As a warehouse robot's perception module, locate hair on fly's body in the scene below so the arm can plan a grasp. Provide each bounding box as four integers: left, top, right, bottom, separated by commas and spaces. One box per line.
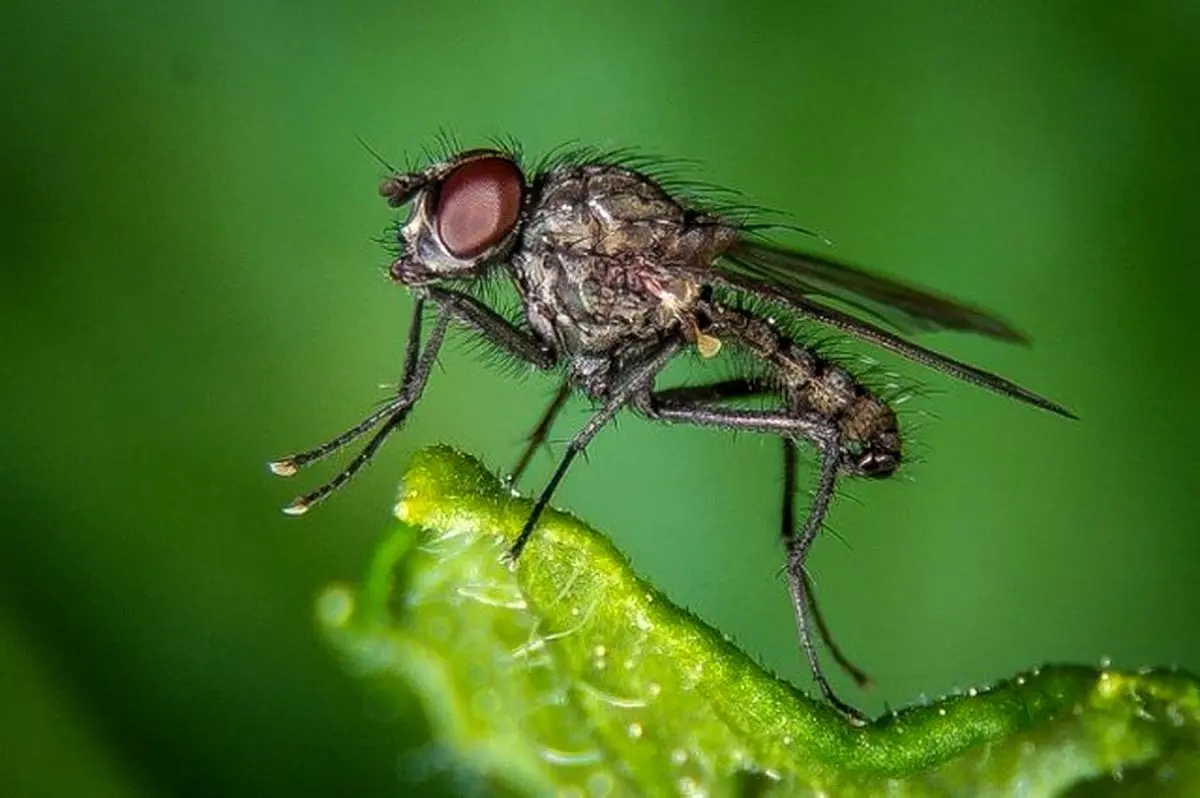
270, 138, 1075, 724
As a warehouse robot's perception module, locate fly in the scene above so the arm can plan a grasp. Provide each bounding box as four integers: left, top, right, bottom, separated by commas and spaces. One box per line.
269, 142, 1075, 723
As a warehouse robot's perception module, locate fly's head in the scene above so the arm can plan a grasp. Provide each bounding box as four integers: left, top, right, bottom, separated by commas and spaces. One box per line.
381, 149, 526, 286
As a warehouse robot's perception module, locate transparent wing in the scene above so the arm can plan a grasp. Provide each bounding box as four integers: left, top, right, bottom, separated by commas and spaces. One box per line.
723, 238, 1029, 344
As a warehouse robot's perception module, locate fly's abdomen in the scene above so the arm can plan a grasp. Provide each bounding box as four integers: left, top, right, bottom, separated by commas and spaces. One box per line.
708, 302, 901, 477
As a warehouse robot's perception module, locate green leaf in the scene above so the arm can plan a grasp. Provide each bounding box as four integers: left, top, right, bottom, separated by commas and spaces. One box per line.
316, 445, 1200, 796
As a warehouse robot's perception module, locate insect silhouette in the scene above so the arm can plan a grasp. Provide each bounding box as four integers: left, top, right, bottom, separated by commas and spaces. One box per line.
270, 142, 1074, 723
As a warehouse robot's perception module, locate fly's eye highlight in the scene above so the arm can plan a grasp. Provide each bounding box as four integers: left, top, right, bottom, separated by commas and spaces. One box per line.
435, 156, 524, 259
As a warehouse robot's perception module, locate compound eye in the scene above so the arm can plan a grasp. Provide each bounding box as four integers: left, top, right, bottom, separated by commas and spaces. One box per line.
435, 156, 523, 259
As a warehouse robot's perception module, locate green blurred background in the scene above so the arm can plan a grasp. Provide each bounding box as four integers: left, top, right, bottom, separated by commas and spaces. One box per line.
3, 1, 1198, 795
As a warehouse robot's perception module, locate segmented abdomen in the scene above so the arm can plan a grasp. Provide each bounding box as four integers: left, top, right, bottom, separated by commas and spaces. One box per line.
707, 302, 900, 455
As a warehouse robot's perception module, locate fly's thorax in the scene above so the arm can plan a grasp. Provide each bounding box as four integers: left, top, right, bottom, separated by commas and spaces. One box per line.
513, 164, 738, 356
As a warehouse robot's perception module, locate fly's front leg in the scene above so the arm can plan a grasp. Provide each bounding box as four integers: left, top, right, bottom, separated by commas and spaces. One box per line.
423, 285, 566, 486
269, 297, 430, 477
270, 302, 450, 514
270, 285, 557, 515
425, 285, 557, 369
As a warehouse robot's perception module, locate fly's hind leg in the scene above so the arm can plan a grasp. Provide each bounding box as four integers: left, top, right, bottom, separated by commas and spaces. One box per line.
654, 381, 873, 691
782, 438, 873, 690
638, 392, 868, 724
781, 425, 866, 724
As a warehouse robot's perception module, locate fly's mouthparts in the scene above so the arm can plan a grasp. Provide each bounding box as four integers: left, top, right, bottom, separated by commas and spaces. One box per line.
389, 255, 423, 283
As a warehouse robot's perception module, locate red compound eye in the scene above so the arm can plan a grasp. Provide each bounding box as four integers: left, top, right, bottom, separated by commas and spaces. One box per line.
435, 156, 523, 259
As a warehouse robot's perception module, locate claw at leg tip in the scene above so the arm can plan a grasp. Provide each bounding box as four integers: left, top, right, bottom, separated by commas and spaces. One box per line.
841, 707, 870, 727
282, 499, 309, 516
269, 459, 298, 477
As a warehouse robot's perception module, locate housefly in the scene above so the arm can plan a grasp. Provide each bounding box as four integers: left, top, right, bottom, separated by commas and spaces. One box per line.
270, 142, 1074, 723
